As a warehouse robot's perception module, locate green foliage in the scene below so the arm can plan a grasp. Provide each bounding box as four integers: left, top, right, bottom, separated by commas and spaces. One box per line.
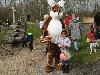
0, 29, 6, 43
26, 23, 42, 39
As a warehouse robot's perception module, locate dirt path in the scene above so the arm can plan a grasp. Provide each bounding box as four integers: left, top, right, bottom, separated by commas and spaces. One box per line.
0, 42, 100, 75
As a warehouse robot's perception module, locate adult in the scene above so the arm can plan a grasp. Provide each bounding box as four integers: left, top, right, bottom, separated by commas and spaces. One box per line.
69, 14, 81, 52
39, 19, 44, 29
64, 13, 72, 36
64, 13, 72, 28
94, 12, 100, 40
41, 0, 65, 73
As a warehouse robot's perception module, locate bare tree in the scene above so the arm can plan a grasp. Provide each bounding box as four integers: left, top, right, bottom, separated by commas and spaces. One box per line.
1, 0, 100, 23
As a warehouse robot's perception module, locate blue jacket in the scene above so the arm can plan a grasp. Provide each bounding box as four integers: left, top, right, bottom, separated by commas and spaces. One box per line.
27, 34, 33, 42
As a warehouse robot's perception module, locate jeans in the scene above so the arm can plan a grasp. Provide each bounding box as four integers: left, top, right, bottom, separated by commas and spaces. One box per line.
61, 60, 69, 65
61, 61, 69, 73
90, 43, 96, 53
73, 40, 78, 51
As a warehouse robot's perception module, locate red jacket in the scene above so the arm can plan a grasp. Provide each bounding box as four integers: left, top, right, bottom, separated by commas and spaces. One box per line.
87, 32, 96, 43
64, 15, 72, 27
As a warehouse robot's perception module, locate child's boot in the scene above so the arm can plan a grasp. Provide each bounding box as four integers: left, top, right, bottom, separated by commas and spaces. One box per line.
65, 64, 69, 73
62, 64, 65, 73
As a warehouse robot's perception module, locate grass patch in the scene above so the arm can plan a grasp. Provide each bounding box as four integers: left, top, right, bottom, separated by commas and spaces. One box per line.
0, 28, 6, 43
70, 38, 100, 65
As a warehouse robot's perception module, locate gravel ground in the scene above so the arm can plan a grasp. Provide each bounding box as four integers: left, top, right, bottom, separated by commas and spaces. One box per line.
0, 42, 100, 75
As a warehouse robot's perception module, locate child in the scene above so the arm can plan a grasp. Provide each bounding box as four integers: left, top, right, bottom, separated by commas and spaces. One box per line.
87, 27, 96, 54
58, 30, 71, 73
90, 24, 99, 48
27, 32, 33, 51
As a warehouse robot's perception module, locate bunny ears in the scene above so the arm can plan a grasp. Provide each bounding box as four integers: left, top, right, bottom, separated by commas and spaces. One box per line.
47, 0, 65, 7
57, 0, 65, 7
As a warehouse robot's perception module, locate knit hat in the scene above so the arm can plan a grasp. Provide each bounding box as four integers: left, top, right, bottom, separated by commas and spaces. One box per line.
28, 32, 32, 35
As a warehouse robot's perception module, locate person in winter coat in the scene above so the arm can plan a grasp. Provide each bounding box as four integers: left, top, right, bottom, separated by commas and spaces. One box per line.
27, 32, 33, 51
58, 30, 71, 73
86, 27, 96, 54
64, 13, 72, 36
69, 14, 81, 52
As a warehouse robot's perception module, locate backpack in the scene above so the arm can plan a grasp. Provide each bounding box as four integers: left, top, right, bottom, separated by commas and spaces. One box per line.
27, 35, 33, 42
